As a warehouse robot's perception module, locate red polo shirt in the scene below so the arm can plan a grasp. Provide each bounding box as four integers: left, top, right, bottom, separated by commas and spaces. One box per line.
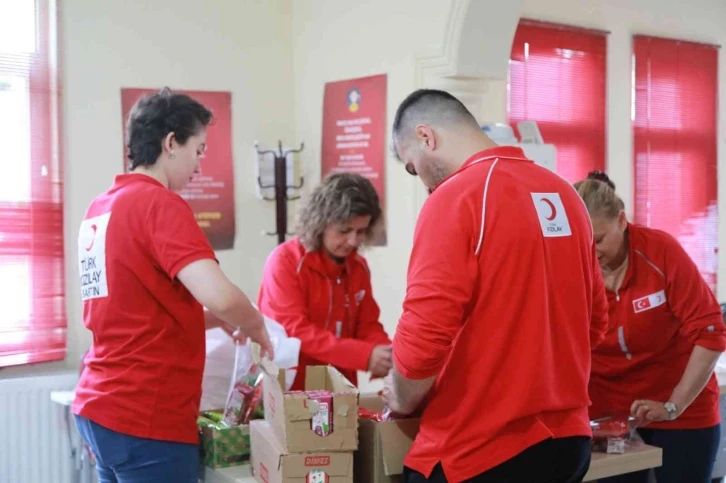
393, 146, 608, 482
258, 238, 391, 389
589, 224, 726, 429
73, 174, 217, 444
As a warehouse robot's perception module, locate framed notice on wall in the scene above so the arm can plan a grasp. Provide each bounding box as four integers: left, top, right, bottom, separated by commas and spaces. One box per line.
321, 74, 387, 246
120, 88, 236, 250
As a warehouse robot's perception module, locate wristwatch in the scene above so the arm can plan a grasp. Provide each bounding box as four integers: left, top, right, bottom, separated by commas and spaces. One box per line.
664, 401, 678, 421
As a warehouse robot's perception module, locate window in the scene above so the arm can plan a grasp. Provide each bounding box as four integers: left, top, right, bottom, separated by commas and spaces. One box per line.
0, 0, 66, 367
508, 19, 607, 183
632, 35, 718, 293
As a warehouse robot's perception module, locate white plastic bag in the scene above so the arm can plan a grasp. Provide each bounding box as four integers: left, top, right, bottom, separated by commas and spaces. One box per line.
200, 313, 301, 412
222, 339, 264, 426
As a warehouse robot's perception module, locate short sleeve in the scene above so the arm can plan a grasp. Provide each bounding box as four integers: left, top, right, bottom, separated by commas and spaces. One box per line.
146, 193, 217, 279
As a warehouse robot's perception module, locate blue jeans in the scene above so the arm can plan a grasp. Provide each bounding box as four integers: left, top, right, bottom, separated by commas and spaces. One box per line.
598, 424, 720, 483
74, 415, 200, 483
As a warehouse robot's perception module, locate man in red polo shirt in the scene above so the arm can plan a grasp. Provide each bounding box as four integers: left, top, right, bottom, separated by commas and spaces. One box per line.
383, 89, 609, 483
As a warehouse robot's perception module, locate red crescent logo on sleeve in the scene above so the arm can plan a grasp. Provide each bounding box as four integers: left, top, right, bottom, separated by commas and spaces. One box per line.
540, 198, 557, 221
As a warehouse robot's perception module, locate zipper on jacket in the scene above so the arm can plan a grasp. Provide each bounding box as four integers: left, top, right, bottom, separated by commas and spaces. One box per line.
617, 326, 632, 360
325, 279, 333, 330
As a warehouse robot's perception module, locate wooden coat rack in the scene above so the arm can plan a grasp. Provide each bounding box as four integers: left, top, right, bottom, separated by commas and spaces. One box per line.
255, 141, 305, 245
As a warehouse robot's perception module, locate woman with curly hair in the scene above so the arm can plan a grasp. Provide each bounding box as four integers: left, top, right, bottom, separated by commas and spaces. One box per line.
258, 172, 392, 389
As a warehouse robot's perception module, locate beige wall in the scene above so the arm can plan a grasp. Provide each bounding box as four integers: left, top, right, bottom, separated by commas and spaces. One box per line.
6, 0, 726, 389
289, 0, 726, 389
290, 0, 451, 390
4, 0, 298, 377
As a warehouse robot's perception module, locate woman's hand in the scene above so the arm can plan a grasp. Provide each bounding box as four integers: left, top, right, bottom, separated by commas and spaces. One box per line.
630, 399, 675, 425
220, 323, 247, 344
178, 259, 275, 359
369, 345, 393, 377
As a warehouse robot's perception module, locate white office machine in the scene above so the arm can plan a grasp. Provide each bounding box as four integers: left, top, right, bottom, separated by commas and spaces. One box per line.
481, 122, 557, 173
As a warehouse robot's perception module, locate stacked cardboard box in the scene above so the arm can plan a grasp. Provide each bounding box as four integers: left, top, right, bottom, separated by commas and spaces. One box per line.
354, 396, 421, 483
250, 365, 358, 483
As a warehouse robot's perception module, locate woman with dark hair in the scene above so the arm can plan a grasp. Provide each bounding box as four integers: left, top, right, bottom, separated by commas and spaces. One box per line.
575, 171, 726, 483
258, 172, 392, 389
73, 88, 273, 483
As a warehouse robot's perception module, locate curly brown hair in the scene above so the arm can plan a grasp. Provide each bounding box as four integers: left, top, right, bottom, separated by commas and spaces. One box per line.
296, 172, 383, 251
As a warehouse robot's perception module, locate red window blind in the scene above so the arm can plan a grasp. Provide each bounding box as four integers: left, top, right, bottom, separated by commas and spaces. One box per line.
508, 19, 607, 183
632, 35, 719, 294
0, 0, 66, 367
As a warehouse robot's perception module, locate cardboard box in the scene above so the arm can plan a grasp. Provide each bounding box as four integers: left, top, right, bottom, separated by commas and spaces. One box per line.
198, 416, 251, 469
250, 420, 354, 483
354, 396, 420, 483
263, 365, 359, 453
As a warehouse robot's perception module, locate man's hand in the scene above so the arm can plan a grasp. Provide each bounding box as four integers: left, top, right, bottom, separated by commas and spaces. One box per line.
382, 365, 435, 416
382, 371, 398, 412
368, 345, 393, 377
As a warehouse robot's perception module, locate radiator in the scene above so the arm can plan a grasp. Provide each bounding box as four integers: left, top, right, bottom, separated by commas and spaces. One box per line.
0, 371, 78, 483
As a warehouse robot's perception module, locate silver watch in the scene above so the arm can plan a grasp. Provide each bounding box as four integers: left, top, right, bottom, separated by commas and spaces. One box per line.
664, 401, 678, 420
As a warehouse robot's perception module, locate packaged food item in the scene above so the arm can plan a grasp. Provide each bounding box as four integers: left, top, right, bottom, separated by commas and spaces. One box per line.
309, 390, 334, 437
307, 469, 330, 483
198, 415, 221, 430
590, 416, 638, 454
358, 405, 409, 422
606, 438, 628, 454
358, 407, 384, 422
590, 416, 630, 439
203, 410, 224, 424
223, 340, 264, 427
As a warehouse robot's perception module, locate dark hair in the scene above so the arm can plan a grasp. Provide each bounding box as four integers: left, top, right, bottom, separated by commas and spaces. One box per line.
586, 170, 616, 190
125, 87, 213, 170
574, 170, 625, 220
391, 89, 478, 156
296, 173, 383, 251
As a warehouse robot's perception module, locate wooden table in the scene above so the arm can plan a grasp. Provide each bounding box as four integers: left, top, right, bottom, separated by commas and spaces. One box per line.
202, 445, 662, 483
584, 445, 662, 481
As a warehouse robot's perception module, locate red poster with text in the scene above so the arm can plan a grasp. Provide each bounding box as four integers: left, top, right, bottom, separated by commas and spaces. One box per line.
120, 88, 235, 250
321, 74, 387, 246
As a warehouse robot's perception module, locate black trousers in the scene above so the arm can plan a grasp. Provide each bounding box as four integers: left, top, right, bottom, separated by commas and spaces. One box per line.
404, 436, 592, 483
